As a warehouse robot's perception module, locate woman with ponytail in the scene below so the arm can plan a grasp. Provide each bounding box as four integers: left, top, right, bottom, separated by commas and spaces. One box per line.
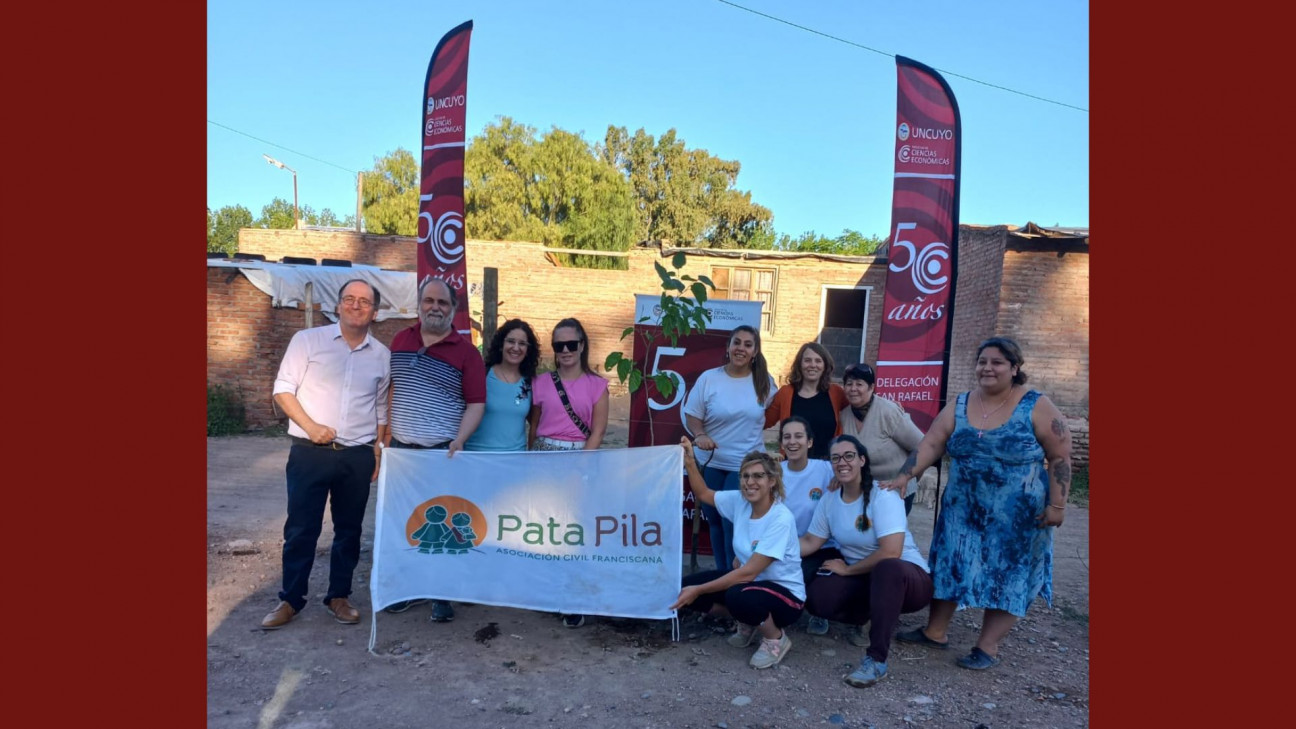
798, 435, 933, 689
682, 325, 778, 575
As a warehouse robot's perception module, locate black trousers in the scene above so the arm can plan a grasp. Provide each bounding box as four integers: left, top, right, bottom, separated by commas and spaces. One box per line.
682, 570, 805, 629
278, 443, 374, 611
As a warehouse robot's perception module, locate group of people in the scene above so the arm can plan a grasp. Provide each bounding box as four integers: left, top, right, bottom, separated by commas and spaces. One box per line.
258, 278, 1075, 690
260, 277, 608, 630
672, 330, 1073, 687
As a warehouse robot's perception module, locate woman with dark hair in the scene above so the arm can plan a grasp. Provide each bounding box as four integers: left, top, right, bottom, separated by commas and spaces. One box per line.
528, 317, 609, 629
798, 435, 933, 688
466, 319, 540, 452
764, 342, 849, 460
673, 439, 804, 670
776, 416, 837, 636
839, 362, 926, 514
683, 325, 778, 575
882, 337, 1073, 671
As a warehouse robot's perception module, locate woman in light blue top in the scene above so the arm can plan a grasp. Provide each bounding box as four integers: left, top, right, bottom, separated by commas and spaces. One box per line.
465, 319, 540, 452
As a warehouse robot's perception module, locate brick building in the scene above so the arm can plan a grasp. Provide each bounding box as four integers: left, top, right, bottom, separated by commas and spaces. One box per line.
208, 223, 1088, 461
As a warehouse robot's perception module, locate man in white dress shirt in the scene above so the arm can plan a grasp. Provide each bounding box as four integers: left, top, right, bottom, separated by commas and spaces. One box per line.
260, 279, 391, 630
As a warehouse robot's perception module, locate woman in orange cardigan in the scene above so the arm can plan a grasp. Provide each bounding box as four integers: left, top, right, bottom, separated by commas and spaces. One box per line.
764, 342, 849, 460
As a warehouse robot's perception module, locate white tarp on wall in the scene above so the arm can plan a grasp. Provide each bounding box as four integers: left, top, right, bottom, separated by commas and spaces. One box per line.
207, 259, 416, 321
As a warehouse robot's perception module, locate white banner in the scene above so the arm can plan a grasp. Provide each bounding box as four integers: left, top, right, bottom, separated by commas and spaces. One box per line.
370, 445, 684, 630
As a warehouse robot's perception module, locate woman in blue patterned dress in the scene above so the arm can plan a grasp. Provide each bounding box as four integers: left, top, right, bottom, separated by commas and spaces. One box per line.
880, 337, 1073, 671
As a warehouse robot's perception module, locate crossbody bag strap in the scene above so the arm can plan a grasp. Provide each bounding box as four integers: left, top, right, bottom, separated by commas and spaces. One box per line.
550, 371, 592, 438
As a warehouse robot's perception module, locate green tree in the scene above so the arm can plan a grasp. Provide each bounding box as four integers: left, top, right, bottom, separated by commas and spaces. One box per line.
208, 204, 254, 254
600, 126, 772, 248
302, 207, 355, 228
759, 228, 885, 256
362, 148, 419, 235
465, 117, 636, 269
256, 197, 298, 229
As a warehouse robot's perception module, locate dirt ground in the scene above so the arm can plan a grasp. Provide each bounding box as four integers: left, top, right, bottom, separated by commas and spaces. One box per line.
207, 396, 1089, 728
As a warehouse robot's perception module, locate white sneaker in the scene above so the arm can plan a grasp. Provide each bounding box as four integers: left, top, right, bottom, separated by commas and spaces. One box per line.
727, 622, 757, 647
750, 631, 792, 669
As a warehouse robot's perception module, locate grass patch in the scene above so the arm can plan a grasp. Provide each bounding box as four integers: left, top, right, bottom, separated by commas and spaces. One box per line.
1069, 463, 1089, 507
207, 384, 246, 436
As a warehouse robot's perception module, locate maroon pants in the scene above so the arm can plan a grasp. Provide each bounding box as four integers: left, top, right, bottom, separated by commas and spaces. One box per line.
805, 557, 933, 663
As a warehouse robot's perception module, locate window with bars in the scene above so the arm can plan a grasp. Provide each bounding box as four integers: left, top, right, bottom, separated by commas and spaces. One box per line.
710, 265, 778, 333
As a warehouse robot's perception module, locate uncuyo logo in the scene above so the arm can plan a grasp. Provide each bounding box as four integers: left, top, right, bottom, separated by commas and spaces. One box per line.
406, 496, 487, 555
809, 488, 824, 501
897, 122, 910, 141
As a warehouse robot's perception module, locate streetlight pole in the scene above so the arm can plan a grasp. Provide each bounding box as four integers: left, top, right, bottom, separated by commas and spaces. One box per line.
262, 154, 300, 229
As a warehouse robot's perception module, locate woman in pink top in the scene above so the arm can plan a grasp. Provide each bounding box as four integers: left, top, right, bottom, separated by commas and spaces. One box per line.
530, 317, 609, 452
528, 317, 609, 629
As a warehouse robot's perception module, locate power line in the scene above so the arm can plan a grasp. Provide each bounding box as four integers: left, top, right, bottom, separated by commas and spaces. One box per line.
713, 0, 1088, 113
207, 119, 360, 174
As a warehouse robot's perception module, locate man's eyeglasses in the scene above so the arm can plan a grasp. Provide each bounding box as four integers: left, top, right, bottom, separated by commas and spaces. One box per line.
552, 340, 581, 353
341, 295, 374, 309
829, 452, 859, 464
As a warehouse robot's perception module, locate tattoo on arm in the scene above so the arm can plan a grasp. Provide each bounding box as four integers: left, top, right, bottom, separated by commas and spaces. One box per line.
1051, 417, 1070, 440
899, 453, 917, 478
1051, 458, 1072, 501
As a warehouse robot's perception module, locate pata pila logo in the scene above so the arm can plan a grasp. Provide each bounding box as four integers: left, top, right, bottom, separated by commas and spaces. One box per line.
407, 497, 486, 555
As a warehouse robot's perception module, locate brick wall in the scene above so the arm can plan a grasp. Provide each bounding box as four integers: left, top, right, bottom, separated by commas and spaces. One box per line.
234, 229, 889, 390
944, 226, 1090, 465
947, 226, 1008, 396
206, 266, 408, 429
994, 241, 1090, 465
237, 228, 417, 270
221, 227, 1089, 463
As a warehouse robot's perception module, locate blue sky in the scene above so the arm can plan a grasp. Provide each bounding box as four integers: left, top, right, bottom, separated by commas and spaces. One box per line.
207, 0, 1088, 239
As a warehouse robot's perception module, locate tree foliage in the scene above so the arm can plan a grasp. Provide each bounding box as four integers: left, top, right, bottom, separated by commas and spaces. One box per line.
748, 227, 885, 256
302, 208, 355, 228
208, 204, 254, 254
206, 127, 885, 259
361, 147, 419, 235
600, 126, 772, 248
465, 117, 636, 269
256, 198, 298, 230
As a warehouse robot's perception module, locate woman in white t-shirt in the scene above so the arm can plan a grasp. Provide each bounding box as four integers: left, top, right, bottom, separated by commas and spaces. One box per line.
776, 415, 838, 637
683, 325, 778, 575
671, 438, 804, 670
798, 434, 934, 690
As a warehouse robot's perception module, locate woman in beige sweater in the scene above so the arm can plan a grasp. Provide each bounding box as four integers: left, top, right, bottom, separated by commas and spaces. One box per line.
838, 363, 924, 514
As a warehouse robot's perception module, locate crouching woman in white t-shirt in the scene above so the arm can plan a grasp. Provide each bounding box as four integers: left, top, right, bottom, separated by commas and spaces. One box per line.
671, 438, 805, 670
798, 434, 934, 689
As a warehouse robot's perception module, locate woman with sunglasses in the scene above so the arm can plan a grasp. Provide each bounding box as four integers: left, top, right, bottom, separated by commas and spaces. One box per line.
798, 435, 933, 688
465, 319, 540, 452
672, 438, 804, 670
529, 317, 609, 629
764, 342, 849, 460
839, 362, 926, 514
682, 325, 778, 575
